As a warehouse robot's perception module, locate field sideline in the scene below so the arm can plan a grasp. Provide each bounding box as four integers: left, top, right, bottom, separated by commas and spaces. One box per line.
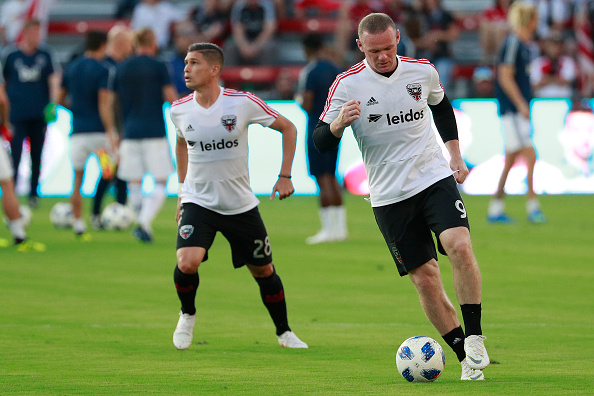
1, 193, 593, 395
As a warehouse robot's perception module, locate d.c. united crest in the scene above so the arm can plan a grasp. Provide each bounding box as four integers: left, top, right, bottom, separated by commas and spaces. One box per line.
221, 115, 237, 131
406, 83, 422, 102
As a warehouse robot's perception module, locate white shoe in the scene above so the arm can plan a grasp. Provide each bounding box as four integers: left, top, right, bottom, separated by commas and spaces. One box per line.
464, 335, 489, 369
277, 331, 308, 348
461, 358, 485, 380
173, 312, 196, 350
305, 230, 336, 244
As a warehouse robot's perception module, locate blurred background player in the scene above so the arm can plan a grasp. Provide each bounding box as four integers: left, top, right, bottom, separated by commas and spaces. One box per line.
1, 18, 60, 209
488, 1, 547, 224
296, 32, 346, 244
170, 42, 307, 351
57, 30, 117, 240
110, 28, 177, 243
90, 24, 134, 229
0, 70, 45, 252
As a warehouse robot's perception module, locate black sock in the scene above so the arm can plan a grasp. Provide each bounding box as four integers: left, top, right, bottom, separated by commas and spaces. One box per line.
174, 265, 199, 315
93, 178, 110, 216
254, 271, 290, 336
442, 326, 466, 362
461, 303, 482, 337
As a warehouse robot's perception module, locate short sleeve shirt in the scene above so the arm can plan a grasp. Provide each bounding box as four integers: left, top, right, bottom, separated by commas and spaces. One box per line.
320, 57, 453, 207
111, 54, 172, 139
61, 56, 111, 134
494, 33, 533, 115
170, 87, 278, 215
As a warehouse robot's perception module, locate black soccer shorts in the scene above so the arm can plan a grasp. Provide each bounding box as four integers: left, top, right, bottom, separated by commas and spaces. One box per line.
176, 203, 273, 268
372, 176, 470, 276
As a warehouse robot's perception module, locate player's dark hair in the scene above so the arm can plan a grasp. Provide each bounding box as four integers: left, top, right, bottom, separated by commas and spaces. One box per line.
187, 42, 225, 68
358, 13, 397, 39
302, 33, 324, 52
85, 30, 108, 51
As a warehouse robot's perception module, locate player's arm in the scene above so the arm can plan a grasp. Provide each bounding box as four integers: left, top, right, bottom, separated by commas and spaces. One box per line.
428, 94, 468, 184
175, 134, 188, 222
313, 99, 360, 152
299, 89, 314, 113
98, 89, 118, 152
163, 84, 178, 105
497, 63, 530, 119
267, 114, 296, 201
0, 83, 9, 127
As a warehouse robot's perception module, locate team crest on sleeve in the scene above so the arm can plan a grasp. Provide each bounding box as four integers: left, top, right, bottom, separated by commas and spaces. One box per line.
179, 224, 194, 240
406, 83, 422, 102
221, 115, 237, 131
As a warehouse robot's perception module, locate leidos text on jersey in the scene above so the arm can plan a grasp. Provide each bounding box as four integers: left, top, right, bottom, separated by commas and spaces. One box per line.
386, 109, 425, 125
199, 138, 239, 151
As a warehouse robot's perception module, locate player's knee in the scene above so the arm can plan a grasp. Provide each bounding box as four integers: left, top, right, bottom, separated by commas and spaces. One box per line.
176, 248, 203, 273
410, 260, 441, 291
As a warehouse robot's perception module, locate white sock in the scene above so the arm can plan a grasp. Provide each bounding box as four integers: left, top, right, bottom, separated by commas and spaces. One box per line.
488, 199, 505, 217
137, 183, 166, 233
331, 205, 347, 238
128, 183, 143, 217
7, 218, 26, 240
318, 207, 333, 234
526, 199, 540, 214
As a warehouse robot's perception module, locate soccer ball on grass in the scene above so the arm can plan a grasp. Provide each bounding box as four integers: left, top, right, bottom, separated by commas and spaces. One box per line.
101, 203, 135, 231
50, 202, 74, 229
395, 336, 445, 382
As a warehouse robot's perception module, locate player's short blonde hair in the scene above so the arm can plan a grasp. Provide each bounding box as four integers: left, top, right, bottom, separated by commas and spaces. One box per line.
134, 27, 156, 48
507, 1, 538, 29
358, 13, 396, 40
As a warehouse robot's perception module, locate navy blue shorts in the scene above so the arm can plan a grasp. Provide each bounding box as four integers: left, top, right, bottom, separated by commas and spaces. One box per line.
372, 176, 470, 276
176, 203, 272, 268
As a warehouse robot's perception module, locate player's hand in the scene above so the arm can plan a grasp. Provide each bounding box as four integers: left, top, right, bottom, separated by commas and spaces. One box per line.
334, 100, 361, 130
270, 177, 294, 201
450, 156, 469, 184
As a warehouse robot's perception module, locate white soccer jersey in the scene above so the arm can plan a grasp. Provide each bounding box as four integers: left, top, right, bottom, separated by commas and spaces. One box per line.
320, 56, 454, 207
170, 87, 278, 215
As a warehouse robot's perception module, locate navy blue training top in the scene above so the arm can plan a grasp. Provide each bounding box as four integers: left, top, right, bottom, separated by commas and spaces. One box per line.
494, 33, 533, 115
111, 54, 172, 139
62, 56, 111, 134
300, 59, 342, 134
1, 45, 58, 122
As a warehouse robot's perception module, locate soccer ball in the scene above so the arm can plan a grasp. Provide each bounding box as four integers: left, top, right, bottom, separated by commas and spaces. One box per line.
395, 336, 445, 382
50, 202, 74, 229
3, 205, 32, 227
101, 203, 135, 231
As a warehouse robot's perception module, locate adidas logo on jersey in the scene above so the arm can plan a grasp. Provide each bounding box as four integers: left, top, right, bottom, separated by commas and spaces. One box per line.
366, 97, 379, 106
185, 124, 194, 132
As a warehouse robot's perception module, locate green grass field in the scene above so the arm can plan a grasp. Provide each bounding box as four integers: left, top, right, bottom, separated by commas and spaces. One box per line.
1, 193, 593, 395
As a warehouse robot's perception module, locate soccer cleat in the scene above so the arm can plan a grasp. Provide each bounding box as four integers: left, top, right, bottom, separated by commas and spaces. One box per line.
16, 239, 46, 252
306, 230, 336, 244
75, 231, 92, 242
464, 335, 489, 370
0, 238, 9, 248
90, 215, 104, 230
461, 358, 485, 380
133, 226, 153, 244
173, 312, 196, 350
277, 331, 308, 348
527, 210, 547, 224
487, 213, 516, 224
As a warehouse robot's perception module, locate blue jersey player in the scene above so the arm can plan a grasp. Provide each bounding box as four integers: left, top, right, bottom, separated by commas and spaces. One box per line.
110, 28, 178, 243
489, 1, 547, 224
58, 30, 117, 240
1, 19, 60, 208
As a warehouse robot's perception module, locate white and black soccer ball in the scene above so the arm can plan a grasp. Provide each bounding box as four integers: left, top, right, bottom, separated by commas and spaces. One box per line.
396, 336, 445, 382
3, 205, 32, 227
50, 202, 74, 229
101, 203, 135, 231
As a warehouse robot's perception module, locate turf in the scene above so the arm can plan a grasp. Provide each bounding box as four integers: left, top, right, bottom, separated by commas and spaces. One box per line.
1, 193, 593, 395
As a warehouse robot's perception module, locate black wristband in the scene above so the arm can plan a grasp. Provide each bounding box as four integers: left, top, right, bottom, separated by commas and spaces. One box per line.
278, 174, 292, 179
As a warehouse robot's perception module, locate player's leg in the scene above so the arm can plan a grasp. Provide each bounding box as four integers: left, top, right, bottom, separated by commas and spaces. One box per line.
69, 135, 96, 239
70, 168, 88, 238
522, 146, 546, 223
114, 176, 127, 205
91, 177, 110, 229
172, 203, 216, 350
9, 121, 26, 186
27, 118, 46, 208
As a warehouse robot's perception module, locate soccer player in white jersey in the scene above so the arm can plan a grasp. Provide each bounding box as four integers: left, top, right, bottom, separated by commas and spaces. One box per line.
314, 13, 489, 380
169, 43, 307, 350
